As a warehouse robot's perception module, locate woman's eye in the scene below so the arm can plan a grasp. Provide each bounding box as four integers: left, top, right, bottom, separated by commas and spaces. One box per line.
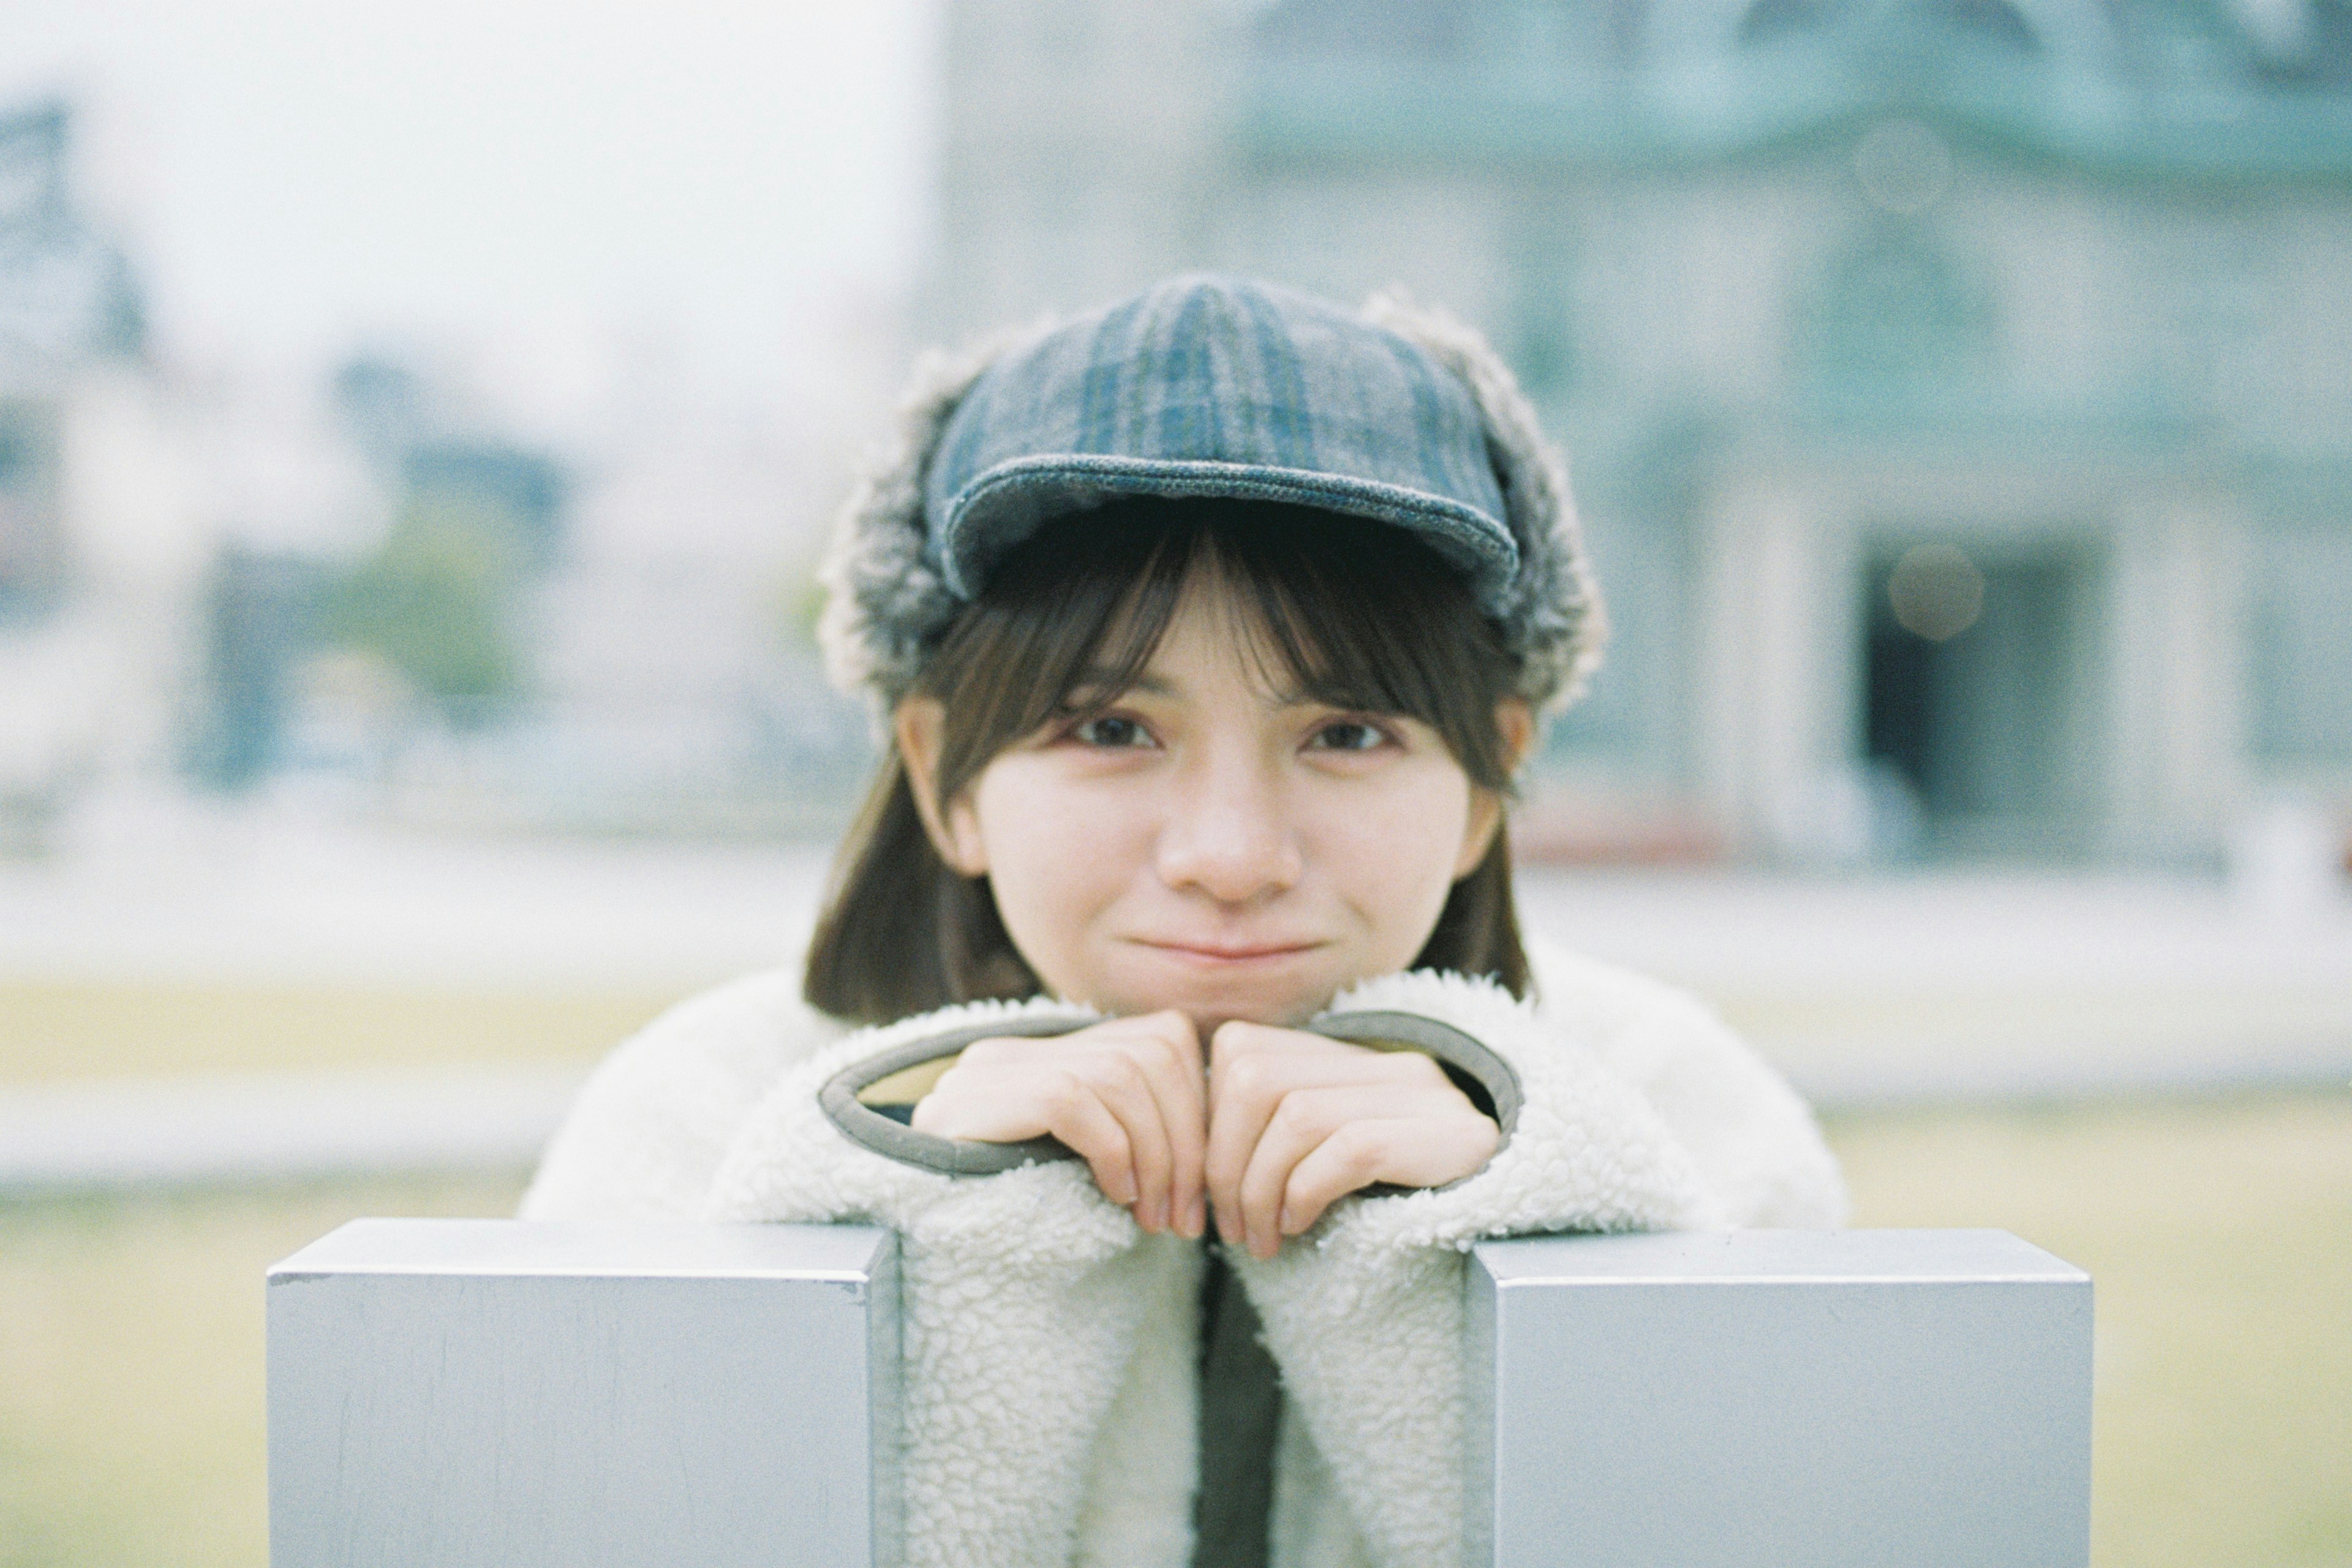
1071, 715, 1152, 748
1309, 720, 1388, 753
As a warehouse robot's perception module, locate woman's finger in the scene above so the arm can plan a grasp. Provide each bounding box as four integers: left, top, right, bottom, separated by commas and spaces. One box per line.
1051, 1014, 1203, 1232
1205, 1034, 1389, 1240
1231, 1087, 1401, 1258
1118, 1016, 1208, 1238
1204, 1046, 1284, 1243
910, 1054, 1052, 1142
1033, 1071, 1139, 1207
1205, 1019, 1335, 1108
1275, 1119, 1411, 1238
1079, 1049, 1174, 1232
1285, 1107, 1500, 1237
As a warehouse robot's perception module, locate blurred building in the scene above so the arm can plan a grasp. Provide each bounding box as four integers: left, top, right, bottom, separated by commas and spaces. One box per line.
386, 417, 873, 839
0, 99, 195, 850
924, 0, 2352, 864
260, 340, 877, 836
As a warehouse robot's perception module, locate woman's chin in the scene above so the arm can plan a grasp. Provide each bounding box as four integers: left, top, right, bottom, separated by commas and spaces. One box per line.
1076, 938, 1405, 1031
1107, 970, 1336, 1034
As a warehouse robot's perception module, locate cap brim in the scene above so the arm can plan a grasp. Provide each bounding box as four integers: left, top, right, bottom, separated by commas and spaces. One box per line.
938, 453, 1519, 612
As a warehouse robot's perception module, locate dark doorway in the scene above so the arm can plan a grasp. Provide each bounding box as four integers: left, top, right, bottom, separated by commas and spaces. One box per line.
1865, 612, 1938, 800
1863, 541, 2091, 850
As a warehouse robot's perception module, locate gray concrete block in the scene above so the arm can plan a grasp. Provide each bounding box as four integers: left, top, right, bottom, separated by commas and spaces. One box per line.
266, 1219, 900, 1568
1467, 1229, 2092, 1568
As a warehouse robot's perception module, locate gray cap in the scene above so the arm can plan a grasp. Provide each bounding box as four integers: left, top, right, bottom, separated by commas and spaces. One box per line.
818, 275, 1607, 717
922, 275, 1520, 612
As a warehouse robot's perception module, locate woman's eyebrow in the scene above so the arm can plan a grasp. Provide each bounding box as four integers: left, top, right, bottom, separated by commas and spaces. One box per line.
1071, 668, 1175, 698
1242, 681, 1388, 713
1285, 685, 1400, 714
1070, 667, 1382, 710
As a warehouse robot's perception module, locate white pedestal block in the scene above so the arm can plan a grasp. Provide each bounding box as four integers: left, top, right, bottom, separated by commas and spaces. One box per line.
269, 1221, 2087, 1568
266, 1219, 900, 1568
1466, 1228, 2092, 1568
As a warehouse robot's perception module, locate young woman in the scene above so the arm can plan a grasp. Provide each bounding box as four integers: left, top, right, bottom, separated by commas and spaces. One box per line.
521, 274, 1846, 1568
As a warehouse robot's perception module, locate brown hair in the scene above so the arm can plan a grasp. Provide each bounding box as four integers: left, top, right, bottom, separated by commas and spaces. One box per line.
804, 498, 1530, 1024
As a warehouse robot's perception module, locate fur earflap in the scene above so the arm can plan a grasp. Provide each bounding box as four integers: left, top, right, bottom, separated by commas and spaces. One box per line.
814, 317, 1060, 711
815, 282, 1608, 722
1358, 290, 1609, 712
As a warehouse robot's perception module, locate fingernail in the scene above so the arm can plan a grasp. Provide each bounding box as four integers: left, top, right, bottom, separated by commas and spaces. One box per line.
1185, 1194, 1206, 1239
1278, 1204, 1295, 1234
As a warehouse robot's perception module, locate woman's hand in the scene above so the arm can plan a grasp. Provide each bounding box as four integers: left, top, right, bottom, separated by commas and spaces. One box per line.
910, 1011, 1208, 1238
1205, 1023, 1500, 1259
906, 1012, 1498, 1255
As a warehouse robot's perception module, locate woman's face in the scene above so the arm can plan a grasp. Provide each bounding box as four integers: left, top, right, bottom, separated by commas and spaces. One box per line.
902, 565, 1525, 1034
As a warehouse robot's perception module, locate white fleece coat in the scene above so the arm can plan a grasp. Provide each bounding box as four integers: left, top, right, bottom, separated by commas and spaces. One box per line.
521, 940, 1847, 1568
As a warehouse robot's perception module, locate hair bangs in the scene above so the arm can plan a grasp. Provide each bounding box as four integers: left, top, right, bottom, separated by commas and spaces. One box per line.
1207, 511, 1517, 793
934, 500, 1520, 796
922, 516, 1204, 805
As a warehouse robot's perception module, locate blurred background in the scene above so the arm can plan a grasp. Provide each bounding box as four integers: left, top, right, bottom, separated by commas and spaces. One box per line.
1, 2, 2347, 1564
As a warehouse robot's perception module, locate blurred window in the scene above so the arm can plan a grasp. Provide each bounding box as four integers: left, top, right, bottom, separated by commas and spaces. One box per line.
0, 419, 27, 594
1937, 0, 2038, 53
1798, 218, 1996, 397
0, 103, 68, 238
2251, 529, 2352, 764
1509, 218, 1579, 401
1736, 0, 2038, 52
0, 407, 59, 617
1253, 0, 1476, 62
1540, 509, 1675, 771
2285, 0, 2352, 87
2116, 0, 2255, 85
1027, 0, 1092, 57
1739, 0, 1841, 47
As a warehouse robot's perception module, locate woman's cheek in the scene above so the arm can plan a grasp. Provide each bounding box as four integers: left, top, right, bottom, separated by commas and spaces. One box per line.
975, 765, 1153, 994
1318, 766, 1471, 958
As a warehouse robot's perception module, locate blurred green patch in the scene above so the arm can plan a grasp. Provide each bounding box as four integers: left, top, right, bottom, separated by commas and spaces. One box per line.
0, 1173, 528, 1568
320, 492, 530, 723
0, 1095, 2343, 1567
0, 982, 676, 1084
1830, 1093, 2352, 1568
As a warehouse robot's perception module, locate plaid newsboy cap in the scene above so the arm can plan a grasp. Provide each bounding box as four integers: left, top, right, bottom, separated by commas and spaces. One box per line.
818, 273, 1607, 716
922, 274, 1520, 612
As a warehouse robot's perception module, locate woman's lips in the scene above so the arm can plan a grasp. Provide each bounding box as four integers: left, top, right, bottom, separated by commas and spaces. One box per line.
1130, 938, 1322, 967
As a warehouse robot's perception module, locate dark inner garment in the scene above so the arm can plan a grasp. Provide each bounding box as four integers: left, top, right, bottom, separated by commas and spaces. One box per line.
864, 1102, 1283, 1562
1193, 1240, 1283, 1568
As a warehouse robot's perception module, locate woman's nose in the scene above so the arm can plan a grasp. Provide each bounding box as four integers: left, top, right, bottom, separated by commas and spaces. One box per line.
1155, 753, 1302, 905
